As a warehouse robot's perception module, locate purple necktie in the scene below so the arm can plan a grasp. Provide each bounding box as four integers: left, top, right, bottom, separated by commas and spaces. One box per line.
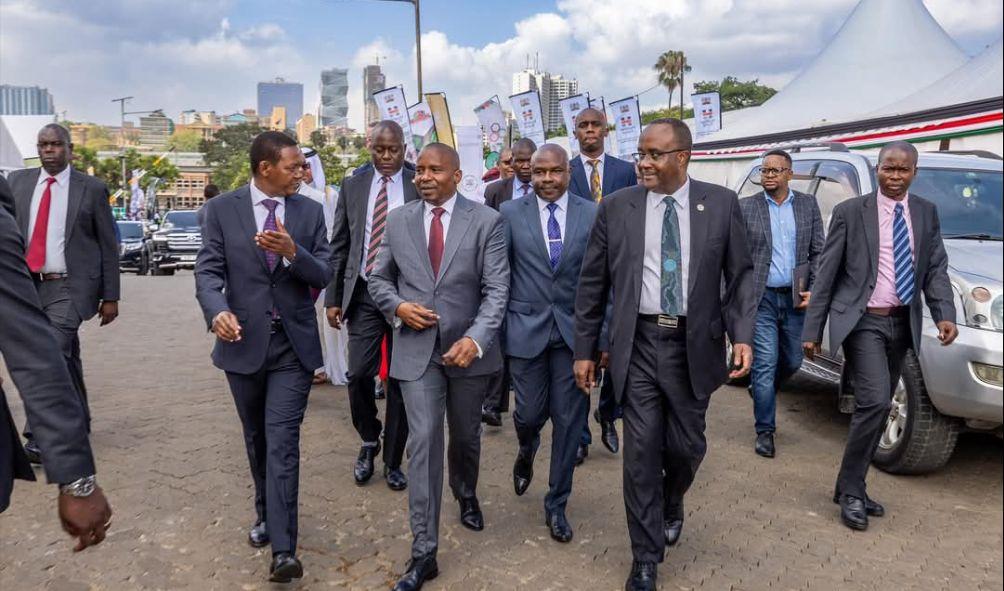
546, 202, 562, 270
261, 198, 280, 270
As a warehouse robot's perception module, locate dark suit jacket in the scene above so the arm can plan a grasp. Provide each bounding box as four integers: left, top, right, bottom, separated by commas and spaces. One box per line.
501, 193, 596, 358
9, 167, 120, 320
352, 160, 416, 177
195, 185, 334, 375
1, 206, 95, 512
738, 190, 824, 303
483, 177, 517, 211
569, 153, 638, 201
325, 167, 420, 314
0, 175, 14, 216
574, 180, 756, 401
802, 192, 956, 353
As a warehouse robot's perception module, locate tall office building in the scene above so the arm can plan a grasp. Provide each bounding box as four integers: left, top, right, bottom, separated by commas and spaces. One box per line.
257, 78, 303, 131
139, 110, 174, 150
319, 68, 349, 128
0, 84, 55, 115
363, 64, 386, 128
511, 69, 579, 133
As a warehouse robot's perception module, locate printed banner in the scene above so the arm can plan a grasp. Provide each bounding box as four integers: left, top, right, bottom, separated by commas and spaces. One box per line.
408, 101, 437, 153
425, 92, 455, 149
509, 90, 545, 146
373, 86, 415, 159
474, 96, 507, 153
455, 125, 486, 204
559, 93, 590, 154
610, 96, 642, 158
692, 91, 722, 137
589, 95, 605, 113
129, 169, 143, 220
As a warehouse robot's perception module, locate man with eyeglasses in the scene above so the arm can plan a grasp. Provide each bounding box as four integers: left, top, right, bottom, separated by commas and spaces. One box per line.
738, 149, 824, 458
574, 118, 755, 591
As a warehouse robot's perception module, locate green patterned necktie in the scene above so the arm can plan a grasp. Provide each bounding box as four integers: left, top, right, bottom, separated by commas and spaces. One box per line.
660, 195, 683, 315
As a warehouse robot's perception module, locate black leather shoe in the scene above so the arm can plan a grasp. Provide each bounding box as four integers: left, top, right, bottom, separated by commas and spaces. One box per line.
481, 407, 502, 427
546, 511, 573, 543
832, 491, 884, 517
268, 552, 303, 583
663, 518, 683, 547
353, 443, 380, 485
392, 555, 439, 591
513, 448, 535, 496
838, 494, 869, 531
247, 521, 269, 548
385, 465, 408, 491
595, 409, 620, 454
23, 440, 42, 465
625, 560, 657, 591
755, 432, 775, 458
459, 497, 484, 531
574, 443, 588, 466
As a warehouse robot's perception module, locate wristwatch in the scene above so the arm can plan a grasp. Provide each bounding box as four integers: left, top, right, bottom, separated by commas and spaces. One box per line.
59, 475, 97, 497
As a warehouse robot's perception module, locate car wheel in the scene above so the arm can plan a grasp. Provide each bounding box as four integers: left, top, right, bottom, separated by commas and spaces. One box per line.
137, 254, 149, 275
872, 349, 960, 475
725, 337, 751, 387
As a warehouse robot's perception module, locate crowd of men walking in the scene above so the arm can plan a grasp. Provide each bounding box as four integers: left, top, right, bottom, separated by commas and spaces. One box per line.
0, 110, 958, 591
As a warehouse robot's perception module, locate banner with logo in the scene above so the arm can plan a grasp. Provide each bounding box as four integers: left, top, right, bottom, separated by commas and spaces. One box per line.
474, 96, 507, 152
128, 169, 143, 220
408, 101, 437, 153
589, 95, 605, 113
559, 93, 590, 155
424, 92, 455, 149
509, 90, 545, 146
610, 96, 641, 158
692, 91, 722, 137
373, 86, 415, 159
455, 125, 486, 204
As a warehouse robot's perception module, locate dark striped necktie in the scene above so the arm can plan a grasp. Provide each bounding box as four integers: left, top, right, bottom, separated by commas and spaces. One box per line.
893, 203, 914, 304
365, 176, 390, 275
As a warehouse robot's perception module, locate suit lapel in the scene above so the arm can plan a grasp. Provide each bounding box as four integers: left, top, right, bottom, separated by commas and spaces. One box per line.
437, 195, 474, 285
626, 187, 647, 302
861, 193, 879, 278
521, 194, 551, 270
687, 182, 710, 299
234, 188, 270, 273
64, 170, 85, 242
792, 193, 807, 263
14, 169, 40, 237
406, 201, 435, 283
353, 169, 376, 233
907, 195, 925, 275
402, 169, 420, 203
755, 193, 772, 250
601, 154, 618, 197
555, 196, 583, 275
570, 157, 588, 200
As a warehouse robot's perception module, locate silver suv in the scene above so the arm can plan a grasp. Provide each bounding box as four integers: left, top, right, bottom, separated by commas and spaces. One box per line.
735, 144, 1003, 474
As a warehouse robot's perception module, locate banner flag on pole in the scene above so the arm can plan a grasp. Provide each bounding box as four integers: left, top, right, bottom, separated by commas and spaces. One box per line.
424, 92, 456, 149
129, 169, 143, 220
691, 91, 722, 138
509, 90, 545, 146
408, 101, 438, 153
474, 96, 506, 153
589, 95, 605, 113
559, 93, 590, 155
373, 86, 416, 159
610, 96, 642, 159
455, 125, 486, 204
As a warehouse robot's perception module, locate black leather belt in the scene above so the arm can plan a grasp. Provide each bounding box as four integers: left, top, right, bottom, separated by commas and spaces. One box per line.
766, 286, 791, 294
866, 306, 910, 318
638, 314, 686, 329
32, 272, 68, 282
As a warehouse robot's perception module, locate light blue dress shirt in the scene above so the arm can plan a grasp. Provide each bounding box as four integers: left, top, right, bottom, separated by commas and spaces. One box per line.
765, 190, 796, 288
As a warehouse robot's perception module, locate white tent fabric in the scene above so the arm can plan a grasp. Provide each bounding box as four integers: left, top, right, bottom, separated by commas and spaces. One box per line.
0, 114, 56, 162
0, 118, 25, 171
701, 0, 968, 141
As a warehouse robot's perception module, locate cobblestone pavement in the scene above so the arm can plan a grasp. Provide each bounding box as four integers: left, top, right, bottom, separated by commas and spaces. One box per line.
1, 273, 1002, 591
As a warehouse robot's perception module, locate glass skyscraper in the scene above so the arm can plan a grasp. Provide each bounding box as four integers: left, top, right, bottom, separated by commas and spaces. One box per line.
319, 68, 349, 128
256, 79, 303, 131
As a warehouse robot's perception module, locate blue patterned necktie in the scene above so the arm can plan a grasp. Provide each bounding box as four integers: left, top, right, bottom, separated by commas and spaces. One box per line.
546, 202, 562, 270
261, 198, 280, 270
893, 202, 914, 304
660, 196, 683, 315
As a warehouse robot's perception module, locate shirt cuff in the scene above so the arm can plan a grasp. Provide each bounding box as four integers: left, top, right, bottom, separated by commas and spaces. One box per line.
468, 336, 484, 359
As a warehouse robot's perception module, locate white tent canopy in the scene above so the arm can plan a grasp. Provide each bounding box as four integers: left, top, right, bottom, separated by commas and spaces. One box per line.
0, 114, 56, 164
0, 118, 25, 171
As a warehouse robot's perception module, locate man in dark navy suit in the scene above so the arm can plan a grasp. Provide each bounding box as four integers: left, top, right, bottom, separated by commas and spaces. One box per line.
196, 131, 333, 583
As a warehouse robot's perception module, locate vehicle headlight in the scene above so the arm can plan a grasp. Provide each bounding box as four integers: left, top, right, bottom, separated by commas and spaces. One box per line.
972, 362, 1003, 387
123, 241, 143, 252
953, 279, 1003, 332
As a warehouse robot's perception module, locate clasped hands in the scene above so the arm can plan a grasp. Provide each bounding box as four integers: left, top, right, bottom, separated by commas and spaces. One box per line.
395, 302, 478, 368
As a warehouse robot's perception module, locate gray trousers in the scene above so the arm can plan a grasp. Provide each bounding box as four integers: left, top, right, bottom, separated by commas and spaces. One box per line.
400, 361, 488, 559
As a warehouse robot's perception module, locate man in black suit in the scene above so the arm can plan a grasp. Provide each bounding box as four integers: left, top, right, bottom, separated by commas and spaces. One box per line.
574, 118, 755, 591
8, 124, 120, 463
481, 137, 537, 427
1, 187, 113, 550
802, 141, 957, 532
325, 121, 415, 490
196, 131, 333, 582
568, 107, 638, 464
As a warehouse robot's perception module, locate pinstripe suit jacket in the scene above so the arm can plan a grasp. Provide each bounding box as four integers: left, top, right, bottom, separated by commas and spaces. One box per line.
738, 190, 824, 304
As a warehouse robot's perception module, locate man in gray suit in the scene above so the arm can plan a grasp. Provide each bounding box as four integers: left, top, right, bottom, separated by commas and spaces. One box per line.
368, 143, 509, 591
196, 131, 333, 582
574, 119, 755, 591
8, 123, 120, 463
502, 145, 596, 544
802, 141, 957, 532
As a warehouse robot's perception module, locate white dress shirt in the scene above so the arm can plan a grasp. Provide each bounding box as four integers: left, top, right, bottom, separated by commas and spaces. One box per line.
511, 178, 534, 200
250, 180, 292, 266
27, 165, 71, 273
582, 154, 605, 197
639, 178, 691, 315
361, 169, 405, 277
537, 193, 568, 246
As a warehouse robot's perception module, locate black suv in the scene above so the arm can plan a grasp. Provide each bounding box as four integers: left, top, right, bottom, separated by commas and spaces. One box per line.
149, 210, 202, 276
117, 220, 149, 275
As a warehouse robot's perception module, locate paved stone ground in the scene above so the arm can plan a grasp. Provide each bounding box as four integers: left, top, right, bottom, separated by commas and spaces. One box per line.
1, 273, 1001, 591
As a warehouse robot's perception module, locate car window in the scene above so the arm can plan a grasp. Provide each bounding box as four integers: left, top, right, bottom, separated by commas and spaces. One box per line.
912, 168, 1003, 239
813, 161, 861, 225
117, 222, 144, 239
163, 211, 199, 228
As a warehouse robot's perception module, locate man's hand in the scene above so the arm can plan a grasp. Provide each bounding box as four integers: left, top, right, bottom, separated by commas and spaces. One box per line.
442, 337, 479, 368
802, 341, 820, 360
326, 306, 342, 329
395, 302, 438, 331
255, 217, 297, 261
212, 311, 242, 343
936, 320, 958, 346
796, 291, 811, 310
58, 487, 112, 552
98, 301, 118, 326
574, 360, 597, 394
598, 351, 610, 369
729, 343, 752, 379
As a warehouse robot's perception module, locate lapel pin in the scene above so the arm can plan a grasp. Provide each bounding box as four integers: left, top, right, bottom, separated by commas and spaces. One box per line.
697, 203, 705, 212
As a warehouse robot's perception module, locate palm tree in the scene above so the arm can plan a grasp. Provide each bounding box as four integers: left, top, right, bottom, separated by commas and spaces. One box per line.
653, 50, 692, 117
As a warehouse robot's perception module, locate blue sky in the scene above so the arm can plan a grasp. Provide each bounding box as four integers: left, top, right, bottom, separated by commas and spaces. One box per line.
1, 0, 1001, 130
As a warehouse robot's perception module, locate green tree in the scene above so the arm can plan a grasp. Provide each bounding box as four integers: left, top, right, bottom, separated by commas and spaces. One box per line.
91, 149, 180, 191
641, 106, 694, 125
316, 145, 347, 187
692, 76, 777, 111
309, 130, 327, 148
202, 122, 267, 189
350, 148, 370, 171
72, 146, 101, 175
167, 129, 204, 152
546, 124, 568, 139
654, 50, 691, 117
351, 135, 366, 151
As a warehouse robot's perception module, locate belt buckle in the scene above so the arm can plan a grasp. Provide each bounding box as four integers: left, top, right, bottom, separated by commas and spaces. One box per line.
657, 314, 678, 329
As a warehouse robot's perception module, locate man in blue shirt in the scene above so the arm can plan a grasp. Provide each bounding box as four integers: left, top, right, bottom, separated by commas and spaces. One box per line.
738, 150, 824, 457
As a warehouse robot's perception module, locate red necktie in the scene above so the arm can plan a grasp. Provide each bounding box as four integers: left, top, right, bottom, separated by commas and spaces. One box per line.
26, 177, 57, 272
428, 207, 445, 277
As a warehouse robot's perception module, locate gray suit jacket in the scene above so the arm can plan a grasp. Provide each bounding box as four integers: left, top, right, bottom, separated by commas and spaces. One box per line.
802, 192, 956, 353
367, 194, 510, 381
501, 193, 596, 358
195, 186, 334, 374
574, 180, 757, 401
484, 177, 518, 211
325, 167, 420, 314
738, 190, 825, 303
1, 206, 95, 512
9, 167, 120, 319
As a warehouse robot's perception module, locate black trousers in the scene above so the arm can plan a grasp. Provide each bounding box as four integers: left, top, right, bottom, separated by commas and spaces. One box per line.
225, 329, 312, 555
483, 357, 510, 413
345, 280, 408, 468
837, 312, 912, 499
581, 371, 621, 446
623, 318, 709, 563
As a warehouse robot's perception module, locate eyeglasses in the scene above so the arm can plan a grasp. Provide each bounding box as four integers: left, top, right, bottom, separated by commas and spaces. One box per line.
631, 149, 688, 163
759, 167, 790, 177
